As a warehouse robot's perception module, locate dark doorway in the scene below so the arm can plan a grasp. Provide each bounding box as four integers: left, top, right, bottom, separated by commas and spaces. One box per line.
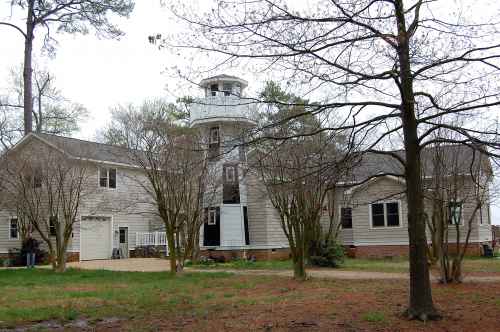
203, 207, 220, 246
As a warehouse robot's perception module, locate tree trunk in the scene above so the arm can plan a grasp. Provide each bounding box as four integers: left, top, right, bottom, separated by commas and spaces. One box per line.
175, 230, 184, 272
451, 257, 463, 283
292, 251, 307, 281
50, 251, 57, 270
55, 251, 66, 273
166, 230, 177, 276
23, 0, 35, 135
394, 0, 439, 320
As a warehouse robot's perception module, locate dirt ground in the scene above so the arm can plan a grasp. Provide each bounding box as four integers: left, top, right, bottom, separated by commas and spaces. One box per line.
78, 277, 500, 332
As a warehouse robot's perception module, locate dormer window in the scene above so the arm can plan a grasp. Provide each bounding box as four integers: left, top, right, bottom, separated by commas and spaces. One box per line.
210, 84, 219, 96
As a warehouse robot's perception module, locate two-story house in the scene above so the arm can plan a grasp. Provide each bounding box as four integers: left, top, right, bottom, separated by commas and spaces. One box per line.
0, 74, 494, 261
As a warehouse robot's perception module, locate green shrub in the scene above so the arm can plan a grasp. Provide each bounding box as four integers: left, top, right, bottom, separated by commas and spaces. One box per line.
309, 240, 345, 268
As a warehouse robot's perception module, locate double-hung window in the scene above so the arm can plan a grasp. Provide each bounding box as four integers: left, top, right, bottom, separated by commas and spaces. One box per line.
9, 217, 18, 239
99, 168, 117, 189
49, 216, 57, 236
340, 207, 353, 229
370, 202, 400, 228
448, 202, 462, 225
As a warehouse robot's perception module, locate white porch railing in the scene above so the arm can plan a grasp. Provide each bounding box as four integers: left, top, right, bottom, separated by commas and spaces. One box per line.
190, 95, 258, 125
136, 231, 167, 247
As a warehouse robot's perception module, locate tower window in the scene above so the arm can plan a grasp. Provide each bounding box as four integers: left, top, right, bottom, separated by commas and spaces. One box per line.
226, 166, 236, 183
210, 84, 219, 96
210, 127, 220, 144
222, 82, 232, 96
234, 83, 241, 96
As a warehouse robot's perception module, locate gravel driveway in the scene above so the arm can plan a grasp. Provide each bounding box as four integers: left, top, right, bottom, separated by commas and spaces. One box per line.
66, 258, 500, 283
67, 258, 171, 272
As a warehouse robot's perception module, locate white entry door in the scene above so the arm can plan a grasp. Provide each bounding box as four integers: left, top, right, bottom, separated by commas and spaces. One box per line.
80, 216, 112, 260
220, 206, 245, 247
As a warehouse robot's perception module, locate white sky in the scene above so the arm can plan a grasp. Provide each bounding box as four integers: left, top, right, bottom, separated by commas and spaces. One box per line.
0, 0, 499, 225
0, 0, 176, 139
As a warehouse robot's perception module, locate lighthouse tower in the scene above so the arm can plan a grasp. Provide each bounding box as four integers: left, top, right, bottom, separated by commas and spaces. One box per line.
190, 74, 257, 250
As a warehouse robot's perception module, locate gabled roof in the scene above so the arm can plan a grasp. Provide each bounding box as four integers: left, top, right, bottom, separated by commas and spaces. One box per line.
15, 133, 136, 167
10, 133, 492, 178
350, 144, 491, 182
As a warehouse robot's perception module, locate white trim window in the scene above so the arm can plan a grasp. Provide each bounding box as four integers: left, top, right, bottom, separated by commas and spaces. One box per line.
9, 217, 19, 239
370, 201, 401, 228
448, 201, 462, 225
99, 167, 117, 189
208, 208, 217, 225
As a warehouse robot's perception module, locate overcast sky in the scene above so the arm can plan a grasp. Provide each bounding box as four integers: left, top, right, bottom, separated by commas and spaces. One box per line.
0, 0, 499, 225
0, 0, 176, 140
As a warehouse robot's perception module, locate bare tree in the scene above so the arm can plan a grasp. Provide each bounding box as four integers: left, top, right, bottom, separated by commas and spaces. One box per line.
169, 0, 500, 319
424, 138, 493, 283
101, 100, 217, 275
0, 0, 134, 134
0, 66, 89, 148
0, 143, 93, 272
251, 82, 355, 280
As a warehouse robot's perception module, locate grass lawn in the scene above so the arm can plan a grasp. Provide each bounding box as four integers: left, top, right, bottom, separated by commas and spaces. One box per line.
189, 257, 500, 274
1, 268, 500, 331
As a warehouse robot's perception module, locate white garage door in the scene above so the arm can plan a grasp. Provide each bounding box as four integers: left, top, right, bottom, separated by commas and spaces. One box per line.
80, 216, 112, 260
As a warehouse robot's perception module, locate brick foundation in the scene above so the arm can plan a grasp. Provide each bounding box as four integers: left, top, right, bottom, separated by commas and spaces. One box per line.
200, 248, 291, 261
351, 243, 483, 259
66, 252, 80, 262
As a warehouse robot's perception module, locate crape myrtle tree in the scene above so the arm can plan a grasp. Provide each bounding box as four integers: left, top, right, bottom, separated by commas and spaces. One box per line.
251, 81, 356, 280
101, 100, 218, 275
0, 144, 93, 272
0, 66, 89, 149
423, 127, 494, 283
168, 0, 500, 320
0, 0, 134, 135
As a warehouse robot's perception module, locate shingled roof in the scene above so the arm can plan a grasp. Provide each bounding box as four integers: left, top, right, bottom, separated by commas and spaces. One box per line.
350, 144, 491, 182
23, 133, 491, 177
32, 133, 135, 166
